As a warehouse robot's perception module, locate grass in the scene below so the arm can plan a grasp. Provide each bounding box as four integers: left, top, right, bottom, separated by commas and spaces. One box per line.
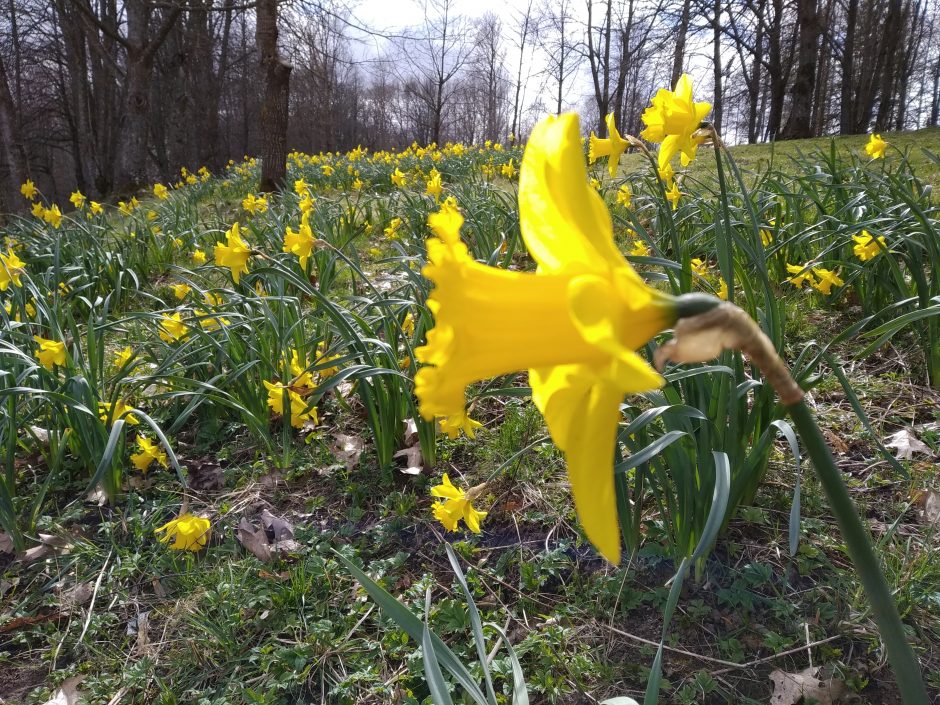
1, 126, 939, 705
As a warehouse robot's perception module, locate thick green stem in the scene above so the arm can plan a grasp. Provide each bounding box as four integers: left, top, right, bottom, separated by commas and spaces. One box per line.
787, 400, 929, 705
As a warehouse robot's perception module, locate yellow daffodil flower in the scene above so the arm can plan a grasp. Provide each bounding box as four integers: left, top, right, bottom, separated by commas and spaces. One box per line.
242, 193, 267, 215
158, 312, 188, 343
294, 178, 310, 197
69, 191, 86, 210
501, 159, 517, 179
760, 220, 775, 246
0, 250, 26, 291
155, 512, 210, 551
31, 201, 45, 219
34, 336, 66, 370
430, 473, 487, 532
785, 263, 816, 288
864, 133, 887, 159
263, 380, 318, 428
154, 183, 169, 200
852, 230, 887, 261
171, 283, 192, 300
616, 184, 632, 208
812, 267, 844, 295
402, 312, 415, 336
321, 164, 334, 176
214, 222, 251, 283
589, 113, 629, 177
415, 113, 678, 564
192, 249, 207, 265
113, 347, 134, 368
426, 168, 443, 200
439, 412, 484, 439
283, 213, 317, 269
391, 168, 407, 187
640, 73, 712, 172
98, 399, 139, 426
690, 257, 709, 277
43, 205, 63, 228
717, 278, 729, 301
384, 217, 402, 240
290, 349, 316, 388
665, 181, 681, 209
627, 240, 650, 257
21, 180, 38, 200
89, 201, 104, 216
315, 342, 341, 378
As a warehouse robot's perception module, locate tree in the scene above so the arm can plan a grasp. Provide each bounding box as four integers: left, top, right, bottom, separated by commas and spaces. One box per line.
256, 0, 291, 192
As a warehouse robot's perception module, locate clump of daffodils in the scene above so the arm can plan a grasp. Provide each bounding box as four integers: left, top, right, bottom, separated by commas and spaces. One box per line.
430, 474, 487, 533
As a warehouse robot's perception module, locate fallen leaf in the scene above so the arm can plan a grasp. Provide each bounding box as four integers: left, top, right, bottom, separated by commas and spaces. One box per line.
333, 433, 365, 471
85, 486, 108, 507
919, 489, 940, 527
885, 428, 933, 460
0, 531, 13, 554
151, 578, 167, 598
394, 444, 423, 475
236, 517, 272, 563
60, 582, 94, 611
769, 667, 845, 705
187, 458, 225, 491
18, 534, 72, 564
823, 429, 849, 454
0, 609, 66, 634
29, 425, 51, 444
135, 611, 150, 655
260, 509, 294, 541
42, 675, 85, 705
403, 418, 419, 446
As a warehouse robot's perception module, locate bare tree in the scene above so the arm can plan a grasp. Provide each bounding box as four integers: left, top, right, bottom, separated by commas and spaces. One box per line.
256, 0, 291, 192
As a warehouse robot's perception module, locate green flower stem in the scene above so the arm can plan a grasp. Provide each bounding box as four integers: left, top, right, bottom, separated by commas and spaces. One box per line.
787, 400, 929, 705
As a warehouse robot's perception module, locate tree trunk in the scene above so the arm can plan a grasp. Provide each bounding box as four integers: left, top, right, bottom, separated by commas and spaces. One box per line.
840, 0, 858, 133
256, 0, 291, 192
781, 0, 818, 138
747, 0, 765, 142
767, 0, 785, 138
671, 0, 691, 86
0, 54, 26, 214
712, 0, 723, 134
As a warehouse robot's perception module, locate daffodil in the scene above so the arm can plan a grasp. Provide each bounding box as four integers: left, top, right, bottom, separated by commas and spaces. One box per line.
616, 184, 632, 208
384, 217, 402, 240
864, 133, 887, 159
785, 263, 816, 289
321, 164, 334, 176
158, 312, 188, 343
21, 180, 38, 200
391, 168, 407, 187
263, 380, 318, 428
98, 399, 139, 426
155, 512, 210, 551
640, 73, 712, 172
89, 201, 104, 216
627, 240, 650, 257
589, 113, 629, 177
717, 278, 729, 301
171, 283, 191, 300
426, 168, 443, 200
294, 178, 310, 197
290, 349, 316, 388
402, 312, 415, 336
760, 220, 775, 246
501, 159, 517, 179
852, 230, 887, 261
415, 113, 677, 564
31, 201, 45, 219
192, 249, 207, 265
690, 257, 709, 277
0, 250, 26, 291
812, 267, 844, 295
665, 181, 681, 209
113, 347, 134, 368
214, 222, 251, 283
430, 473, 487, 532
154, 183, 169, 200
284, 213, 317, 269
439, 412, 483, 439
242, 193, 267, 215
43, 205, 63, 228
34, 336, 66, 371
315, 342, 342, 378
69, 191, 86, 210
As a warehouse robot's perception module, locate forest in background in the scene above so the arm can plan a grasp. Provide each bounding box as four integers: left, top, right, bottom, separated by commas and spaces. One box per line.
1, 0, 939, 208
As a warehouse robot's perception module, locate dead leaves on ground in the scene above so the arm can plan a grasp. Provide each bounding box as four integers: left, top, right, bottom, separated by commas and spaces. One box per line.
236, 510, 301, 563
769, 667, 846, 705
884, 428, 934, 460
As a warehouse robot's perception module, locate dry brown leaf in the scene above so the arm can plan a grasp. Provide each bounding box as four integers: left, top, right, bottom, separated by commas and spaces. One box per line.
919, 489, 940, 527
394, 444, 423, 475
60, 582, 94, 612
0, 531, 14, 554
823, 429, 849, 455
260, 509, 294, 541
187, 458, 225, 492
42, 675, 85, 705
135, 611, 151, 655
769, 667, 845, 705
403, 418, 419, 446
85, 486, 108, 507
333, 433, 365, 471
236, 518, 272, 563
18, 534, 71, 564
